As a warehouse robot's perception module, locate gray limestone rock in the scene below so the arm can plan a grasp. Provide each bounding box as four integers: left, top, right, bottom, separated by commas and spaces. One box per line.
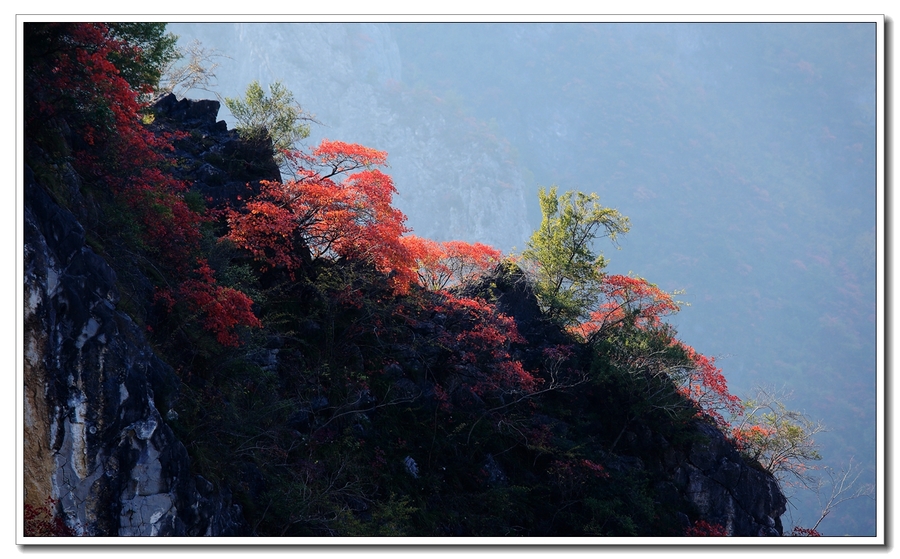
24, 174, 248, 536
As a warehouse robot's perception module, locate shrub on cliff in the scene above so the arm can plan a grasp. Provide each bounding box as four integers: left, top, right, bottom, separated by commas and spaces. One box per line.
224, 80, 313, 168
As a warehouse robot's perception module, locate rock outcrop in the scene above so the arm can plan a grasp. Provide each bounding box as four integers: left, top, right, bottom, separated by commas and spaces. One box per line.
671, 421, 786, 536
461, 264, 787, 536
23, 90, 786, 537
150, 92, 281, 206
21, 95, 277, 536
24, 174, 247, 535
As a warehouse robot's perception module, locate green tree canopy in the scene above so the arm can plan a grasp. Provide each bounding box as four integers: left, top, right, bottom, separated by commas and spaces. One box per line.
107, 23, 179, 93
224, 80, 312, 165
522, 186, 630, 324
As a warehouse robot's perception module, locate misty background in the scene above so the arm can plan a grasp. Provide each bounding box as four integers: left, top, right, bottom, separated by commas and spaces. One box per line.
167, 22, 878, 536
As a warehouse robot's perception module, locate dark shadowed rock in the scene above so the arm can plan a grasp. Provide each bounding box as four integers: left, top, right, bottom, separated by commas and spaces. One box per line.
150, 93, 281, 207
672, 421, 786, 536
24, 175, 248, 536
459, 261, 786, 536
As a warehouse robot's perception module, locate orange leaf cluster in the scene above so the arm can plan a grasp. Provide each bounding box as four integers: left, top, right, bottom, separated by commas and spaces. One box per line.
730, 424, 778, 452
228, 141, 417, 293
570, 274, 680, 339
401, 235, 502, 290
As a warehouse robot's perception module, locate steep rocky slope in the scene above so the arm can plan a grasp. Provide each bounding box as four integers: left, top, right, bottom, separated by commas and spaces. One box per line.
22, 94, 278, 536
23, 93, 786, 537
24, 171, 247, 536
461, 266, 786, 537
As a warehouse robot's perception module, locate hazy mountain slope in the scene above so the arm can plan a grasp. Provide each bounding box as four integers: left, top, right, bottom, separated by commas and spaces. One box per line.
168, 23, 531, 253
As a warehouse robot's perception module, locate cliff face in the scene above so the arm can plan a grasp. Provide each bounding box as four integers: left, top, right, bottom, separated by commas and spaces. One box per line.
672, 421, 786, 536
21, 95, 276, 536
463, 266, 787, 537
24, 176, 246, 536
23, 93, 786, 537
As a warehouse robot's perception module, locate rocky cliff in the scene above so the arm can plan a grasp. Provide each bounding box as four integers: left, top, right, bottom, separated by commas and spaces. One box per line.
672, 421, 786, 536
23, 91, 786, 537
462, 265, 787, 537
24, 176, 247, 536
21, 94, 279, 536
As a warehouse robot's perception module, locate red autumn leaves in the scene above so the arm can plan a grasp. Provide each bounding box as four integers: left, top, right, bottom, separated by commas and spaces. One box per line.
432, 293, 535, 397
570, 274, 681, 338
402, 237, 503, 291
226, 139, 503, 297
35, 25, 742, 435
226, 140, 415, 292
571, 274, 741, 427
27, 23, 236, 343
177, 260, 262, 347
28, 24, 498, 347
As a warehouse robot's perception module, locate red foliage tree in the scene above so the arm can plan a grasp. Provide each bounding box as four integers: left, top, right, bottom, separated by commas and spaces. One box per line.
441, 240, 502, 286
570, 274, 681, 339
401, 236, 451, 290
402, 236, 502, 290
730, 424, 778, 453
227, 140, 416, 293
26, 23, 260, 347
573, 274, 740, 427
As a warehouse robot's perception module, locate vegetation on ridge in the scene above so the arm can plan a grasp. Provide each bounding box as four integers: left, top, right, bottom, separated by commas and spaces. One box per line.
23, 22, 837, 537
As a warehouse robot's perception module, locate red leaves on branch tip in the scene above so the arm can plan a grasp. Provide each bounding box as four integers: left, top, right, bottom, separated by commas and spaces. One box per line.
180, 259, 262, 347
730, 424, 777, 452
571, 273, 739, 428
402, 235, 502, 291
227, 141, 417, 293
684, 519, 728, 537
400, 236, 448, 289
313, 139, 388, 169
442, 240, 502, 284
570, 274, 680, 339
674, 341, 742, 426
282, 139, 388, 179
